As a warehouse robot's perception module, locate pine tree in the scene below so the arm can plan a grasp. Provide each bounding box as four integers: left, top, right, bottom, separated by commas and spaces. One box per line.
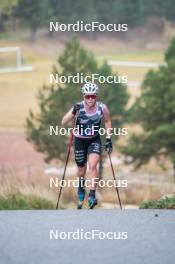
121, 37, 175, 180
26, 38, 128, 163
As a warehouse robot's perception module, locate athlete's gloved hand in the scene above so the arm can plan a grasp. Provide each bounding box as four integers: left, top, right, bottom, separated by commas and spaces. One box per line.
105, 138, 113, 153
72, 104, 80, 115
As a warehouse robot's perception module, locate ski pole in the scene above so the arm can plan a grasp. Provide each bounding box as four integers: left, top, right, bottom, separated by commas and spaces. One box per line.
56, 118, 76, 209
108, 151, 122, 210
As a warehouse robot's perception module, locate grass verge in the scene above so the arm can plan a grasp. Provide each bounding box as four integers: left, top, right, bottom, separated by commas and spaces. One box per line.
139, 196, 175, 209
0, 191, 55, 209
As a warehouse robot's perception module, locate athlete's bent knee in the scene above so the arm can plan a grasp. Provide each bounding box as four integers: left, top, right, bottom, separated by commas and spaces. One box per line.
78, 166, 86, 177
89, 163, 97, 172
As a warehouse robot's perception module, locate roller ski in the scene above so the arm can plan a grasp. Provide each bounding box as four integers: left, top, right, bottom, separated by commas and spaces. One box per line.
88, 195, 98, 209
77, 199, 84, 209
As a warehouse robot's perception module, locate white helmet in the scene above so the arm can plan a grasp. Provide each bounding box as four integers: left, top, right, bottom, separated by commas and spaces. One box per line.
82, 82, 99, 94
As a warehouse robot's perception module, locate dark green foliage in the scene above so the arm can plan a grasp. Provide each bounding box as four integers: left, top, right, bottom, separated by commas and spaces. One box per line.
121, 37, 175, 170
114, 0, 142, 27
50, 0, 98, 24
26, 38, 128, 162
14, 0, 51, 36
10, 0, 175, 35
165, 37, 175, 62
140, 196, 175, 209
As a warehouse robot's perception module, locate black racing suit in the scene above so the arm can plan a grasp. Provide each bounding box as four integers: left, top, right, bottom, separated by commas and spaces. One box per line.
74, 101, 104, 167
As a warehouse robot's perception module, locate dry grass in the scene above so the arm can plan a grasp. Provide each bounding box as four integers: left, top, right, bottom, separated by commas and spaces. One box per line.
0, 158, 174, 209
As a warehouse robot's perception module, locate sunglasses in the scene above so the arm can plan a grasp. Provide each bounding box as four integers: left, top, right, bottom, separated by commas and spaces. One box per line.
84, 94, 97, 100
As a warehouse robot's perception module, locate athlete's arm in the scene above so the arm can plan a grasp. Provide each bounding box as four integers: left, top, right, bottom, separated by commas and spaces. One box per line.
61, 104, 80, 125
103, 104, 112, 137
103, 104, 113, 152
61, 108, 74, 126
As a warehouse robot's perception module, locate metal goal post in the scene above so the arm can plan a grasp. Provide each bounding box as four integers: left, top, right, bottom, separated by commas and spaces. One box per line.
0, 47, 34, 73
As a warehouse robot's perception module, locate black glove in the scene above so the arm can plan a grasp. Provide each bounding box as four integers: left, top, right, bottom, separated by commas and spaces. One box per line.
105, 138, 113, 153
72, 104, 80, 115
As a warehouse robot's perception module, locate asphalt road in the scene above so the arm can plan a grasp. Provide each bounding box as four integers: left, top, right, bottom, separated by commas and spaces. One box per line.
0, 210, 174, 264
